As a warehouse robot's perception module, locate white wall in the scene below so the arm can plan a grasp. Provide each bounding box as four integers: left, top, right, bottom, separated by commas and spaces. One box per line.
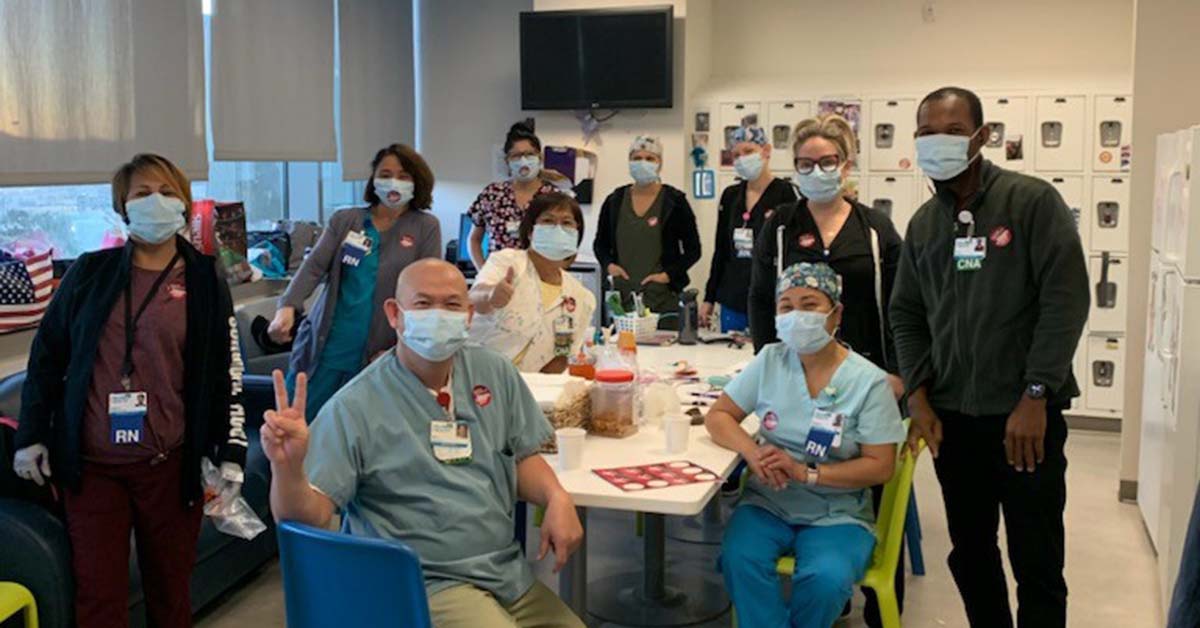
416, 0, 533, 250
1122, 0, 1200, 501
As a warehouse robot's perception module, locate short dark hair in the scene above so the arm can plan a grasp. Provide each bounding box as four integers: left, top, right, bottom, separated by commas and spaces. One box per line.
111, 153, 193, 219
503, 120, 541, 156
363, 143, 435, 210
518, 192, 584, 249
918, 86, 984, 130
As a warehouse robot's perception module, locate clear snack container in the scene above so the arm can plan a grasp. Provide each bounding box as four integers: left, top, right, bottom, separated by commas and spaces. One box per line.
590, 368, 638, 438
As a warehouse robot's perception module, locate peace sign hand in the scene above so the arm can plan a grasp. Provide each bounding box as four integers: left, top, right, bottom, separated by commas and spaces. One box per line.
260, 370, 310, 473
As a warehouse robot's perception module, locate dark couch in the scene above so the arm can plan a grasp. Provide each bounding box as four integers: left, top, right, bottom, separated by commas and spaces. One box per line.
0, 371, 280, 628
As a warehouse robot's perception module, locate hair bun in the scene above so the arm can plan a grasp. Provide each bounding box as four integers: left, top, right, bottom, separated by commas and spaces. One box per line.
508, 120, 535, 137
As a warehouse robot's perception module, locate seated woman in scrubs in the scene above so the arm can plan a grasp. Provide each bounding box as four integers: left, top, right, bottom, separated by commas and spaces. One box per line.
468, 192, 596, 373
705, 261, 906, 628
267, 143, 441, 420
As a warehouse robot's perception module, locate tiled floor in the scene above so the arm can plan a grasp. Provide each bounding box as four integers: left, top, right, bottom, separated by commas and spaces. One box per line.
195, 430, 1164, 627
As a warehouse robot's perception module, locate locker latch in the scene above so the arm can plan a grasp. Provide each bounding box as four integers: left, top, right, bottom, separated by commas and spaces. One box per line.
1042, 122, 1063, 148
873, 198, 893, 216
1093, 360, 1115, 387
1097, 201, 1120, 229
986, 122, 1005, 148
875, 123, 894, 149
1096, 251, 1119, 309
1099, 121, 1123, 147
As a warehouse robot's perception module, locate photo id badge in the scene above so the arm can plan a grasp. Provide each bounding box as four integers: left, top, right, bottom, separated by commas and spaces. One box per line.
505, 220, 521, 237
804, 408, 844, 459
340, 231, 372, 267
109, 392, 147, 445
431, 420, 472, 464
553, 314, 574, 358
733, 227, 754, 259
953, 236, 987, 272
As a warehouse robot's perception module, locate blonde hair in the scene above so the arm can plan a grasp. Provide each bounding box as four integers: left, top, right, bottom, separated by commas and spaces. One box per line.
111, 153, 193, 218
791, 114, 858, 165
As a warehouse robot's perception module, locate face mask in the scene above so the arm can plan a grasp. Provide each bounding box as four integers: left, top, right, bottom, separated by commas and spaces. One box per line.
775, 310, 834, 355
734, 152, 765, 181
374, 178, 414, 209
629, 159, 660, 185
531, 224, 579, 261
509, 156, 541, 182
793, 168, 843, 203
915, 129, 983, 181
401, 309, 470, 362
125, 193, 186, 245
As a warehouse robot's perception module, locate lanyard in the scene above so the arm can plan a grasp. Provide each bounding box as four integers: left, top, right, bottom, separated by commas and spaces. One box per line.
122, 251, 182, 390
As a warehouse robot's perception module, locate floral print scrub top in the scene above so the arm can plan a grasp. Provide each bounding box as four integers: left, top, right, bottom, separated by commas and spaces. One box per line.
468, 181, 559, 253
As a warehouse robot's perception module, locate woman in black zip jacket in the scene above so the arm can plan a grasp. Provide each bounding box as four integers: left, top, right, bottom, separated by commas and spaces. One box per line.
748, 116, 904, 628
12, 154, 247, 628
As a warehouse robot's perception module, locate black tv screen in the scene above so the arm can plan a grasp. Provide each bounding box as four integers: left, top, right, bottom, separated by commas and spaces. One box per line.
520, 6, 673, 110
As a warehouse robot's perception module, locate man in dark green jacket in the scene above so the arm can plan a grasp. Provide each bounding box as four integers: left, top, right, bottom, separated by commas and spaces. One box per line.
891, 87, 1089, 628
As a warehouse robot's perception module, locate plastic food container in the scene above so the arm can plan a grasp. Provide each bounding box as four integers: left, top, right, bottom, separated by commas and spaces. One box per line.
590, 368, 638, 438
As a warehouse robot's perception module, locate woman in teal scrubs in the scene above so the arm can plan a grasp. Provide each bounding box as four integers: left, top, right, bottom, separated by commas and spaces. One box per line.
268, 144, 442, 420
705, 262, 906, 628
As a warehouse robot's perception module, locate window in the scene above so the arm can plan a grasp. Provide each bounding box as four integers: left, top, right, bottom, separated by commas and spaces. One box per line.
0, 184, 123, 259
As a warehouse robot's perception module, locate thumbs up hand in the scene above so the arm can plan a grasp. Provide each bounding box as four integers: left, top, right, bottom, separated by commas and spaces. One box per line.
490, 266, 517, 309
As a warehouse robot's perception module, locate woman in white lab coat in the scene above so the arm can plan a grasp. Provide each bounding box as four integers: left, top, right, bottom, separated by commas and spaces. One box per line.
469, 192, 596, 373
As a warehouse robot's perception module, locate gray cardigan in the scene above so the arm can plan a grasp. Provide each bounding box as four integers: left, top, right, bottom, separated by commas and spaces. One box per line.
280, 206, 442, 376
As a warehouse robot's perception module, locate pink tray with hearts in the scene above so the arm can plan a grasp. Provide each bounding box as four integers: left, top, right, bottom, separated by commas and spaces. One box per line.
592, 461, 721, 492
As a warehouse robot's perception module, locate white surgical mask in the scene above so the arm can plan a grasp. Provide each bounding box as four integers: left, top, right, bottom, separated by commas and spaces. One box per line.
401, 309, 470, 362
125, 193, 186, 244
915, 128, 983, 181
734, 152, 765, 181
509, 156, 541, 182
775, 310, 834, 355
531, 224, 579, 261
374, 178, 414, 209
629, 159, 660, 185
793, 169, 843, 203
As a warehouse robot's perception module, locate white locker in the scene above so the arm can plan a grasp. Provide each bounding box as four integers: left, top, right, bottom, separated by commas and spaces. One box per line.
1086, 335, 1126, 414
1035, 96, 1086, 172
868, 98, 917, 172
766, 100, 812, 168
916, 175, 934, 204
1090, 176, 1130, 253
981, 95, 1030, 171
719, 102, 762, 171
1093, 95, 1133, 172
866, 174, 917, 236
1040, 175, 1089, 251
1089, 253, 1128, 333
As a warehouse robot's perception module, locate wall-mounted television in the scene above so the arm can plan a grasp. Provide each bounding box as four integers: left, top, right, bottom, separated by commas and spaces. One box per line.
519, 6, 674, 111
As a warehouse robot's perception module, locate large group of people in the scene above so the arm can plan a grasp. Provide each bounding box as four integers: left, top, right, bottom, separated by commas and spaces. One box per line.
11, 85, 1089, 628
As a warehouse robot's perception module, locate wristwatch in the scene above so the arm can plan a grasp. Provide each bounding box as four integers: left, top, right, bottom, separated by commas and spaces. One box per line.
805, 462, 820, 486
1025, 382, 1047, 400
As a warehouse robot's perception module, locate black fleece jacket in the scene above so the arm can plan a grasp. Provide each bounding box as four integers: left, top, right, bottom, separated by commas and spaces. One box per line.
593, 184, 702, 293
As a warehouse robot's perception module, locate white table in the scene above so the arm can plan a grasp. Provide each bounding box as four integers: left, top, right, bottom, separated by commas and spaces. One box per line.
527, 341, 755, 626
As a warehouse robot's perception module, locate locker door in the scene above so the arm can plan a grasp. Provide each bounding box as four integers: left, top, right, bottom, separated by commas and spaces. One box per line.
1087, 335, 1126, 414
1091, 176, 1130, 253
868, 98, 917, 172
866, 174, 916, 236
1089, 253, 1128, 333
1035, 96, 1086, 172
916, 175, 934, 205
719, 102, 762, 171
1093, 95, 1133, 172
1071, 337, 1088, 412
981, 96, 1030, 171
1040, 175, 1089, 251
766, 100, 812, 172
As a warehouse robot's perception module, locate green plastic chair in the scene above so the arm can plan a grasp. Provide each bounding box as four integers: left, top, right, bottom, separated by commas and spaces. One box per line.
0, 582, 38, 628
733, 437, 924, 628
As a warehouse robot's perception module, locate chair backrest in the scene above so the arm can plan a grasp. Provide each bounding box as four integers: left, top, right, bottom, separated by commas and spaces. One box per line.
869, 438, 924, 579
277, 521, 432, 628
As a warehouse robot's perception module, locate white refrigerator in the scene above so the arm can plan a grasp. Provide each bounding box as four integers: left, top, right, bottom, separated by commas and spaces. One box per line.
1138, 125, 1200, 609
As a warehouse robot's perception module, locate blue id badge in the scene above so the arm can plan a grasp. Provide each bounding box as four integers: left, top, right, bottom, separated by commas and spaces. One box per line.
340, 231, 372, 267
109, 392, 147, 445
804, 408, 845, 459
953, 236, 987, 271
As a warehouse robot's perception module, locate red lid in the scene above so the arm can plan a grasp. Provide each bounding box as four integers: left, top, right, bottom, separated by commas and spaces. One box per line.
594, 369, 635, 383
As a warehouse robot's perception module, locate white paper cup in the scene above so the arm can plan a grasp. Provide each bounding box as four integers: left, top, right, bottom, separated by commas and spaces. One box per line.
556, 427, 587, 471
663, 414, 691, 454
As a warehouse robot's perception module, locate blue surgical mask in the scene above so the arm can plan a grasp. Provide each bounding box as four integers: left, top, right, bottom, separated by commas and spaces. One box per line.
402, 309, 470, 362
734, 152, 765, 181
374, 178, 414, 209
125, 193, 186, 244
509, 156, 541, 182
775, 310, 834, 355
915, 129, 983, 181
793, 169, 843, 203
531, 224, 579, 261
629, 159, 660, 185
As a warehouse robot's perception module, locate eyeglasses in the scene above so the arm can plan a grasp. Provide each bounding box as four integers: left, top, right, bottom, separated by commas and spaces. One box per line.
794, 155, 842, 174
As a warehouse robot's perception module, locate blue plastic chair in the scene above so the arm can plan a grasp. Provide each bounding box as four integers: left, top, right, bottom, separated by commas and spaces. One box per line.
277, 521, 432, 628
